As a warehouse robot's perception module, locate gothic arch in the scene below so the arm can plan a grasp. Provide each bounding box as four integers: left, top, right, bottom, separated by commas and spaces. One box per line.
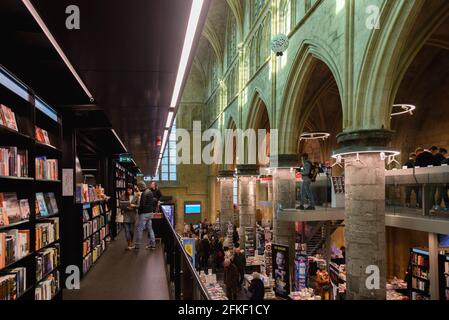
356, 0, 449, 130
278, 39, 344, 154
246, 89, 271, 131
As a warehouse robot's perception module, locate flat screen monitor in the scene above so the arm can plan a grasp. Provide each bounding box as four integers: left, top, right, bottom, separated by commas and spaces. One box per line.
184, 203, 201, 215
439, 234, 449, 247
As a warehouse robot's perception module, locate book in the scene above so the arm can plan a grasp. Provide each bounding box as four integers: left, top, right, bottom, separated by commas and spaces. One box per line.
47, 193, 58, 215
36, 193, 48, 217
35, 156, 58, 180
3, 192, 21, 224
35, 218, 59, 250
0, 104, 18, 131
0, 193, 8, 227
19, 199, 30, 220
35, 126, 51, 146
0, 147, 28, 177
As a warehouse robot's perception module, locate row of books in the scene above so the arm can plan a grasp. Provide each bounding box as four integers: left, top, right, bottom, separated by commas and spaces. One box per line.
0, 104, 18, 132
0, 192, 30, 226
76, 184, 107, 204
36, 245, 59, 282
35, 218, 59, 251
36, 192, 59, 218
411, 277, 429, 292
83, 239, 107, 274
412, 266, 429, 280
0, 229, 30, 269
0, 147, 28, 177
35, 157, 58, 180
411, 252, 429, 268
0, 267, 26, 300
35, 127, 52, 146
35, 271, 59, 300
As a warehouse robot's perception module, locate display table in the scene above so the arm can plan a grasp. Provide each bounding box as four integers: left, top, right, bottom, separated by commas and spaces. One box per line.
289, 288, 322, 300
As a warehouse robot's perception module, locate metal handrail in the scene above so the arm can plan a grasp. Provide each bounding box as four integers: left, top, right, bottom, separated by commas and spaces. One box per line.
161, 213, 211, 300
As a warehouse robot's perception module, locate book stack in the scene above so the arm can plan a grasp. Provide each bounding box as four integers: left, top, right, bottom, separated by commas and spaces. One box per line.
36, 245, 59, 282
34, 271, 59, 300
34, 127, 52, 146
35, 157, 58, 180
0, 192, 30, 226
35, 192, 58, 218
0, 267, 26, 300
35, 218, 59, 250
0, 229, 30, 268
0, 104, 18, 132
0, 147, 28, 177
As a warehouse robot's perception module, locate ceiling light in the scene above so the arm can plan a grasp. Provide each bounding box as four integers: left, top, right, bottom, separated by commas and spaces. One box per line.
166, 110, 174, 128
21, 0, 94, 102
300, 132, 331, 141
170, 0, 205, 108
111, 129, 128, 153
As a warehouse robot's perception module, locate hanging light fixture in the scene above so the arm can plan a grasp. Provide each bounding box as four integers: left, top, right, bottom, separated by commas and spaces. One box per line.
391, 104, 416, 117
299, 132, 331, 141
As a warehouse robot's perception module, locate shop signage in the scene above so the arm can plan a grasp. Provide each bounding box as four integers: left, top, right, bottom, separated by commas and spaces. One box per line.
119, 154, 132, 163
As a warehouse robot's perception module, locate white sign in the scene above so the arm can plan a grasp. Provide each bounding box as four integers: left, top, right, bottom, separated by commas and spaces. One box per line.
63, 168, 74, 196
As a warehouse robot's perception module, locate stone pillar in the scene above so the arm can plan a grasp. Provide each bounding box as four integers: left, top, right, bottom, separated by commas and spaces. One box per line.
336, 129, 393, 300
271, 155, 298, 289
218, 170, 235, 233
237, 165, 259, 252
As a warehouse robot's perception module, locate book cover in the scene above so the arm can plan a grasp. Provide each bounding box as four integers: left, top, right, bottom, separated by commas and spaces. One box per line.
42, 129, 51, 145
19, 199, 30, 220
47, 193, 59, 215
0, 193, 9, 226
35, 127, 44, 143
43, 193, 54, 216
0, 232, 6, 268
2, 105, 18, 131
0, 104, 6, 126
36, 193, 48, 217
3, 192, 21, 224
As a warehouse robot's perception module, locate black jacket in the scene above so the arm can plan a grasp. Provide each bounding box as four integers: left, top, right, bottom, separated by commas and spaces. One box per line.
138, 188, 155, 214
151, 188, 162, 201
249, 278, 265, 300
433, 153, 445, 166
404, 159, 415, 169
233, 253, 246, 272
415, 151, 434, 168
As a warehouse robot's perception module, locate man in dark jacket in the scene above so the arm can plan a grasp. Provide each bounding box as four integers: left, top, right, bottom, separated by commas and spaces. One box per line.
248, 272, 265, 300
198, 234, 211, 272
232, 247, 246, 289
150, 181, 162, 212
224, 259, 239, 300
299, 153, 316, 210
414, 147, 434, 168
132, 181, 157, 250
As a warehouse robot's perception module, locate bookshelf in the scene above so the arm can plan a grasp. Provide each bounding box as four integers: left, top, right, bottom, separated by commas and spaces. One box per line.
0, 65, 62, 300
439, 253, 449, 300
63, 199, 112, 279
408, 248, 430, 300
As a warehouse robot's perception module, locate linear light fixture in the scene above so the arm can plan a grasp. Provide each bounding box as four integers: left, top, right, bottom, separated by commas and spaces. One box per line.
170, 0, 204, 108
165, 110, 174, 128
111, 129, 128, 153
21, 0, 94, 102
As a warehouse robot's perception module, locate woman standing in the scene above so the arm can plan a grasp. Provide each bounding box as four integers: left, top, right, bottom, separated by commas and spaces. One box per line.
120, 184, 139, 249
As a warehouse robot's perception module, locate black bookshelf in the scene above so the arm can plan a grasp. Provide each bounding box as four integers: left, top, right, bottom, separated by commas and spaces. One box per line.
112, 161, 136, 238
439, 253, 449, 300
63, 199, 111, 279
0, 65, 62, 301
408, 248, 431, 300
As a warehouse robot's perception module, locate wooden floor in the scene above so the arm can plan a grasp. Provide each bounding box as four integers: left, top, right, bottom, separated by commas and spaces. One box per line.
63, 232, 170, 300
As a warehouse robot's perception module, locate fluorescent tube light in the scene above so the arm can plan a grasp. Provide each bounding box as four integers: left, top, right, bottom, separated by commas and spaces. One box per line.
21, 0, 94, 102
170, 0, 204, 108
166, 111, 174, 128
111, 129, 128, 153
35, 96, 58, 122
0, 67, 30, 101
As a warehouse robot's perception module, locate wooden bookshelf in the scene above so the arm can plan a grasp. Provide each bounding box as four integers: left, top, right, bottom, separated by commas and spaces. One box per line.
0, 65, 62, 301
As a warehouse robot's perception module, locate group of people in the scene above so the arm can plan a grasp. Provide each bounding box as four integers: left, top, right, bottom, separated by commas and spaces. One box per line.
404, 146, 449, 211
119, 180, 163, 250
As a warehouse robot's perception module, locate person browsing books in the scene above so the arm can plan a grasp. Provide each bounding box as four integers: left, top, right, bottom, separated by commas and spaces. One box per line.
120, 184, 139, 250
131, 181, 157, 250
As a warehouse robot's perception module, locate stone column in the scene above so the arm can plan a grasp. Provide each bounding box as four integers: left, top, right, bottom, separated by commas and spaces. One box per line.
336, 129, 393, 300
271, 155, 298, 289
218, 170, 235, 233
237, 165, 259, 252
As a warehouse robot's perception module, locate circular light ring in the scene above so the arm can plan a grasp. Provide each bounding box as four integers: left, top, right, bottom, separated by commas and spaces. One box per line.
391, 104, 416, 117
300, 132, 331, 141
331, 150, 400, 159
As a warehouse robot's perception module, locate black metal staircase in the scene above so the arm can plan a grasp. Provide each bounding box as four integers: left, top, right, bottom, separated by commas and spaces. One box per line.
306, 220, 344, 256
